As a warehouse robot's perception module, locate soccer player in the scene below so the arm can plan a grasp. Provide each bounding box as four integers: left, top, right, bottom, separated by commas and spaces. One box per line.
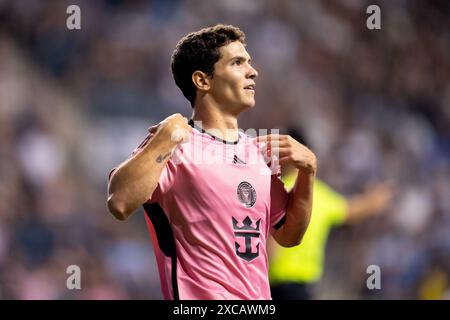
107, 25, 317, 300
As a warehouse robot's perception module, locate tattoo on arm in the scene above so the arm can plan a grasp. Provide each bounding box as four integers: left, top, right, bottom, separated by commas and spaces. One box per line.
156, 152, 171, 163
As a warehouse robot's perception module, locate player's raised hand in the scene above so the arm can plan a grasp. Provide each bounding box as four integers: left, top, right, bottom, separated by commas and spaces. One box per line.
257, 134, 317, 175
152, 113, 192, 144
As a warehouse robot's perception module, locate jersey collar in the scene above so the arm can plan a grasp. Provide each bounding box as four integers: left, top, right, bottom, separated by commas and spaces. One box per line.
188, 119, 240, 145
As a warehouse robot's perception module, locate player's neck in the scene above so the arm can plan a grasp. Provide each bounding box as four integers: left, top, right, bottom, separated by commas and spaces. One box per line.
191, 103, 239, 142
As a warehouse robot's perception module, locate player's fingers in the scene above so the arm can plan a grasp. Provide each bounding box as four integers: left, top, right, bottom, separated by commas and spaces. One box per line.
258, 135, 295, 152
261, 145, 290, 159
271, 140, 290, 148
274, 147, 293, 158
271, 147, 314, 164
257, 134, 281, 142
259, 140, 289, 156
171, 127, 191, 143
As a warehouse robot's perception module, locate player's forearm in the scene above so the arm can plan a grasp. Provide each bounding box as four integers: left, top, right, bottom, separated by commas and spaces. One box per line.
107, 132, 177, 220
275, 169, 315, 247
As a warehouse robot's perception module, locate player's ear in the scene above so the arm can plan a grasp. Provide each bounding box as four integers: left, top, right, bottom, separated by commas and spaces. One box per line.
192, 71, 211, 92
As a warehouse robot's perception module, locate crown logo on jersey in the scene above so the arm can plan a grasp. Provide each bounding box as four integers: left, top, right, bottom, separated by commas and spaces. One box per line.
232, 216, 261, 231
232, 216, 261, 262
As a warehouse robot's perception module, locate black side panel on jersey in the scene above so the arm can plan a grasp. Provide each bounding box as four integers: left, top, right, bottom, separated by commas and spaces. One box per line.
143, 203, 179, 300
274, 214, 286, 230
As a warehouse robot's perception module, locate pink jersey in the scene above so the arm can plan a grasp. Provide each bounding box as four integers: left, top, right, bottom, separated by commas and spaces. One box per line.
115, 120, 289, 300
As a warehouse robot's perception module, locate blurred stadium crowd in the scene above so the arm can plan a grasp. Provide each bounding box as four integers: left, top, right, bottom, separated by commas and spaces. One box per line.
0, 0, 449, 299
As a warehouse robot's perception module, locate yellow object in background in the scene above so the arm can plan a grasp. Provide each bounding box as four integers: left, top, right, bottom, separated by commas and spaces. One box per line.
269, 174, 347, 284
419, 268, 449, 300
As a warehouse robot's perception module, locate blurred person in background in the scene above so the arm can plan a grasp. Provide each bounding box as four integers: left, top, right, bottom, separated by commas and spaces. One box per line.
269, 127, 395, 300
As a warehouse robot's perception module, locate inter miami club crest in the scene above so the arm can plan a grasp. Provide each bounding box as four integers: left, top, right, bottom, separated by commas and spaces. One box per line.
237, 181, 256, 208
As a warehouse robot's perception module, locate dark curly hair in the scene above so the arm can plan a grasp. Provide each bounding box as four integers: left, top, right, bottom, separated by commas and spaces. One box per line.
171, 24, 246, 108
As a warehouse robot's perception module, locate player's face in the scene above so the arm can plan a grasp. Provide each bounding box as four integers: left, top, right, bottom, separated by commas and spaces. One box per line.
209, 41, 258, 113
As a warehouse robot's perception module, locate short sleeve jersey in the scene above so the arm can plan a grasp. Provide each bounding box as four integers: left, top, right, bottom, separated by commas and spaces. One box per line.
113, 120, 289, 300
